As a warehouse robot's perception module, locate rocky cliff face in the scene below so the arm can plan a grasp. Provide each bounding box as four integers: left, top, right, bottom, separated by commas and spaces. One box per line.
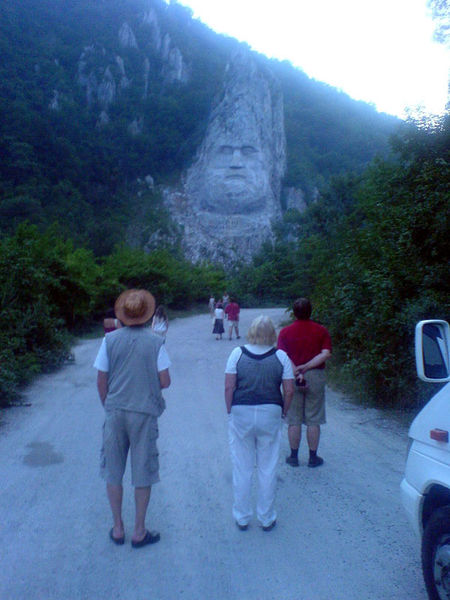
163, 51, 286, 264
76, 8, 189, 128
72, 7, 288, 265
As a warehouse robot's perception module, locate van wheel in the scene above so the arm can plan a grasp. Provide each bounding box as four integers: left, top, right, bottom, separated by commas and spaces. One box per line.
422, 505, 450, 600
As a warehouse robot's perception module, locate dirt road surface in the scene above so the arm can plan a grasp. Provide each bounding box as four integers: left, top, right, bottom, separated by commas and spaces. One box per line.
0, 308, 426, 599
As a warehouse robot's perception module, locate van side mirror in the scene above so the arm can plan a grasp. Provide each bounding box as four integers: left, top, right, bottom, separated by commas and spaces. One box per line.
415, 320, 450, 383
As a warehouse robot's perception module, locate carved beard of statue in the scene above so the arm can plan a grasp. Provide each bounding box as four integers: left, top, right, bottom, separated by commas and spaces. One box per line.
198, 138, 271, 215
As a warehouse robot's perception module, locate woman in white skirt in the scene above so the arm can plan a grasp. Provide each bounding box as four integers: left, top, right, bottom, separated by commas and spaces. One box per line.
225, 315, 294, 531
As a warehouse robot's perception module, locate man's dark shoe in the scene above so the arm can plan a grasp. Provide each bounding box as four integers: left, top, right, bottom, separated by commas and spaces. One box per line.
285, 456, 299, 467
262, 520, 276, 532
131, 530, 160, 548
109, 528, 125, 545
236, 521, 248, 531
308, 455, 324, 468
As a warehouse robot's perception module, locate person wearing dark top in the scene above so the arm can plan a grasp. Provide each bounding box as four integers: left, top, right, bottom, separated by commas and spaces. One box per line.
225, 315, 294, 531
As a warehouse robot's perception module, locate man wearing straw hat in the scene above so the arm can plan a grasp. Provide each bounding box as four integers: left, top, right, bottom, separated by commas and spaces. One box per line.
94, 289, 171, 548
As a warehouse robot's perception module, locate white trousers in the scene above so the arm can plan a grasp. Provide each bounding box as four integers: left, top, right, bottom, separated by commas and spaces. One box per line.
228, 404, 282, 527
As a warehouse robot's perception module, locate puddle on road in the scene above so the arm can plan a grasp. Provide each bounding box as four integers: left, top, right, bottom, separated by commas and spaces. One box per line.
23, 442, 64, 467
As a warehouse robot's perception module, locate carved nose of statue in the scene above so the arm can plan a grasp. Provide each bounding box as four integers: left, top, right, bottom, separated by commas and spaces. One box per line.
230, 149, 243, 168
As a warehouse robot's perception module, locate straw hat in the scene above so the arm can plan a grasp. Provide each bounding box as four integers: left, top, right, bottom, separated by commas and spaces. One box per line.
114, 289, 155, 326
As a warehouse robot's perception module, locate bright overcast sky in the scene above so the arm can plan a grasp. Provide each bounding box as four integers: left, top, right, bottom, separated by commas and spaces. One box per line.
173, 0, 449, 119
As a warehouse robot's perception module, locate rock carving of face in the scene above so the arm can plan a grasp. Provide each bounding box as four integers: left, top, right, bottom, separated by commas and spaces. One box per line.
199, 139, 271, 215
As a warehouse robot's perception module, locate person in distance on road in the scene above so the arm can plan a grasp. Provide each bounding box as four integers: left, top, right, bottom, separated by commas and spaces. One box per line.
225, 315, 294, 531
151, 305, 169, 341
94, 289, 171, 548
222, 291, 230, 310
224, 296, 241, 340
208, 293, 216, 318
103, 307, 122, 335
277, 298, 331, 468
213, 301, 225, 340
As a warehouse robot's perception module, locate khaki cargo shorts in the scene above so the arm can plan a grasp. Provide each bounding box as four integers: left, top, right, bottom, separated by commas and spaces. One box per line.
100, 409, 160, 487
286, 369, 326, 426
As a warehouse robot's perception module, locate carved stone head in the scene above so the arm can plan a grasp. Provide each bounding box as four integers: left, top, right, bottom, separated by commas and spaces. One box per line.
185, 51, 286, 216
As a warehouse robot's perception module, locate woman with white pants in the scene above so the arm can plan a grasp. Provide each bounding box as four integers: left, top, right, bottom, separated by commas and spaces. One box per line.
225, 315, 294, 531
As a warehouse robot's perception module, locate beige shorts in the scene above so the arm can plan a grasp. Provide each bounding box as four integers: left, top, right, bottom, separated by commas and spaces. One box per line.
101, 409, 160, 487
228, 320, 239, 327
286, 369, 326, 426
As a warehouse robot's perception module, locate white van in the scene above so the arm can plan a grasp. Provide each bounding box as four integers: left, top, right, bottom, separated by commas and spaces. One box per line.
401, 320, 450, 600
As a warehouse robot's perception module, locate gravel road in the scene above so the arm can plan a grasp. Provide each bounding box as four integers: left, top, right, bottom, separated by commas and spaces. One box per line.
0, 308, 426, 599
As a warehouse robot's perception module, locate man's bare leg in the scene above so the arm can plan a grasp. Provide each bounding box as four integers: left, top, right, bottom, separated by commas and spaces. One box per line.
107, 483, 125, 538
288, 424, 301, 450
306, 425, 320, 451
286, 424, 301, 466
133, 486, 151, 542
306, 425, 323, 467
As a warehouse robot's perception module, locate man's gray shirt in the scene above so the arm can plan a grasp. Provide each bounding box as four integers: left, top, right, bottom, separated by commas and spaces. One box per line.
104, 326, 165, 416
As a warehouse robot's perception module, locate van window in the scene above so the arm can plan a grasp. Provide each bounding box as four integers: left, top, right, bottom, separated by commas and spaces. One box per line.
423, 323, 448, 379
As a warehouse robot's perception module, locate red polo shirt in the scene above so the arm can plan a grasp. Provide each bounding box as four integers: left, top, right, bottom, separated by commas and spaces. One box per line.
277, 319, 331, 368
225, 302, 240, 321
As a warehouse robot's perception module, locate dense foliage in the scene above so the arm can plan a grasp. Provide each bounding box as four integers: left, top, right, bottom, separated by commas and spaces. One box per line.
0, 224, 226, 406
230, 116, 450, 408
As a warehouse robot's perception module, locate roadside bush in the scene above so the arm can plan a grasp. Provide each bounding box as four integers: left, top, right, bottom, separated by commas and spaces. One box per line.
0, 225, 85, 406
312, 118, 450, 408
99, 246, 228, 311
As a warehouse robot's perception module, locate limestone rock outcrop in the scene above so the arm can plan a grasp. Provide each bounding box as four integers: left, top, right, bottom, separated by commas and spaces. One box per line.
162, 45, 189, 85
119, 23, 138, 49
284, 187, 307, 213
164, 51, 286, 264
128, 117, 144, 136
116, 56, 131, 90
97, 110, 110, 127
76, 10, 189, 124
160, 33, 189, 85
97, 66, 116, 109
143, 58, 150, 98
142, 8, 162, 51
49, 90, 60, 111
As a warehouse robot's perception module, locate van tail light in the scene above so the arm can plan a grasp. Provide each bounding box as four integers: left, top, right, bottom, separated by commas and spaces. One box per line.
430, 429, 449, 443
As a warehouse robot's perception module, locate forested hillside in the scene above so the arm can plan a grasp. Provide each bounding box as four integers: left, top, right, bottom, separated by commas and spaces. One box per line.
0, 0, 447, 410
0, 0, 398, 253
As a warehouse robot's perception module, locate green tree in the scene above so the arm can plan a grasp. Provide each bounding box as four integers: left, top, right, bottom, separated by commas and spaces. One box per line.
312, 116, 450, 407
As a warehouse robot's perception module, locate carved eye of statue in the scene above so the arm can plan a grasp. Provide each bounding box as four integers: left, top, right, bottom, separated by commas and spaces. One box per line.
218, 145, 234, 155
240, 145, 258, 156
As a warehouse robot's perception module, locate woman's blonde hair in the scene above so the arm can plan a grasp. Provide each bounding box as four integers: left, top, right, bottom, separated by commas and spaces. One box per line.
247, 315, 277, 346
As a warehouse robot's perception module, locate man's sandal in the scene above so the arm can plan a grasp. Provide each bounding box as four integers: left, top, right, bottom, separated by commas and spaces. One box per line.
131, 530, 160, 548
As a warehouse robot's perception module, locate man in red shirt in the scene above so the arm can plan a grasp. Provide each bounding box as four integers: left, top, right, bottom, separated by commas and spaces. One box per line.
225, 297, 241, 340
277, 298, 331, 468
